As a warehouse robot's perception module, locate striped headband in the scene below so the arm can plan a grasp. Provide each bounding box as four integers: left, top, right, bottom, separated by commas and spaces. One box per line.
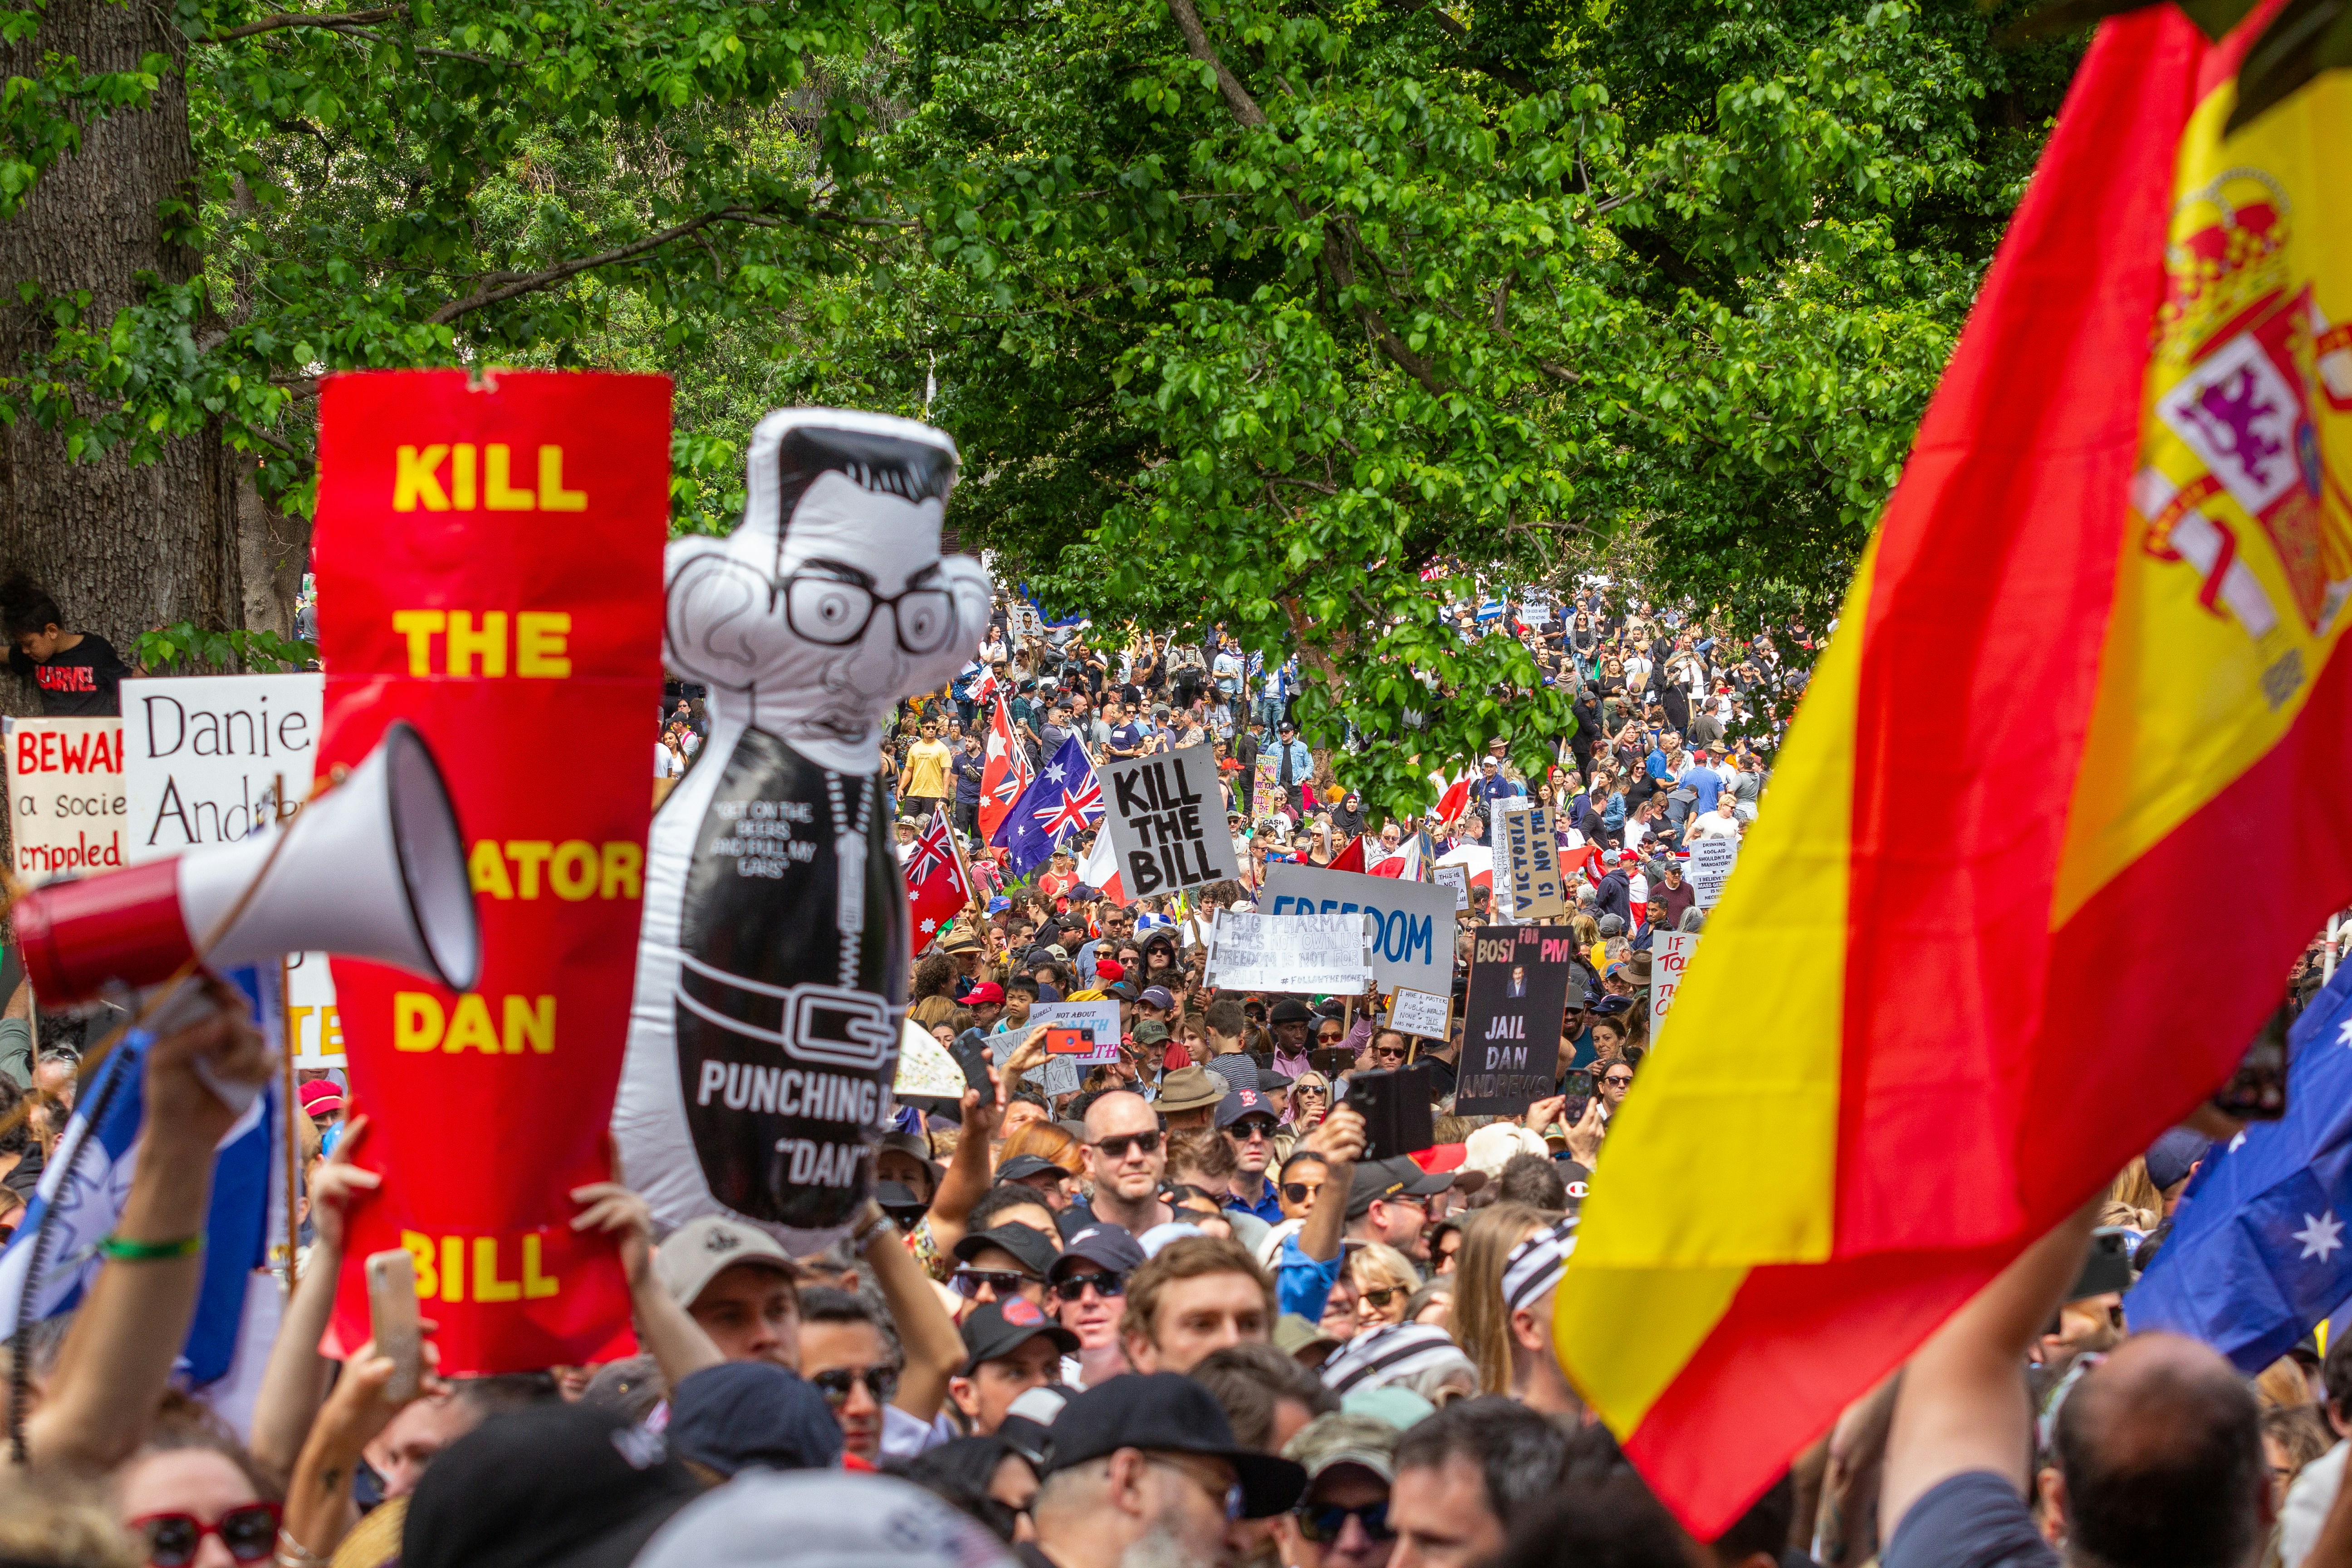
1319, 1323, 1470, 1396
1501, 1215, 1580, 1316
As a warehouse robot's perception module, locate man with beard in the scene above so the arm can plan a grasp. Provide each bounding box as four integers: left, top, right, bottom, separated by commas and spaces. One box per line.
1025, 1373, 1307, 1568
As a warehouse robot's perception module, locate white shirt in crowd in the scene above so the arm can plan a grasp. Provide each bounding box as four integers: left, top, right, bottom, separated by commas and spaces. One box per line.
1688, 810, 1742, 842
654, 742, 682, 779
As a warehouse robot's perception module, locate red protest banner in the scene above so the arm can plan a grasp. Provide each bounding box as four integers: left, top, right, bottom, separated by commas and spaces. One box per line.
314, 369, 669, 1372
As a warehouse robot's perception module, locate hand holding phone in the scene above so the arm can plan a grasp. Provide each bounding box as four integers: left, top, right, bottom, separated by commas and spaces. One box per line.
366, 1248, 424, 1403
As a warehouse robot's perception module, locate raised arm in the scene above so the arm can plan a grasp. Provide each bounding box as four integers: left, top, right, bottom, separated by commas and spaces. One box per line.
859, 1201, 962, 1423
570, 1173, 722, 1390
1881, 1200, 2098, 1537
23, 980, 275, 1472
249, 1116, 382, 1484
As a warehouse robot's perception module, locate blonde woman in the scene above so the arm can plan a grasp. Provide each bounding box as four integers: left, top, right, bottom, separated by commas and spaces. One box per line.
1346, 1242, 1421, 1330
1449, 1202, 1551, 1396
1287, 1072, 1331, 1134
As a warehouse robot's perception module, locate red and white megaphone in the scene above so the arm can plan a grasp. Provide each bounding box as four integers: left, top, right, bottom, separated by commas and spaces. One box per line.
13, 720, 480, 1005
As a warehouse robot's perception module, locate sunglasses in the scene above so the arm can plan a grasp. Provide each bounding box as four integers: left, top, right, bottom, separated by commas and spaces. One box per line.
1227, 1121, 1274, 1143
1602, 1073, 1634, 1087
132, 1504, 283, 1567
1053, 1271, 1126, 1301
1373, 1048, 1406, 1062
1295, 1499, 1393, 1544
951, 1268, 1039, 1298
1359, 1285, 1403, 1308
1093, 1130, 1163, 1159
1281, 1181, 1323, 1203
809, 1364, 900, 1406
1315, 1029, 1345, 1043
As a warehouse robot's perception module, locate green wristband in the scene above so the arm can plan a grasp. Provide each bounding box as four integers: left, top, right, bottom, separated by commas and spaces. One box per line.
97, 1233, 204, 1262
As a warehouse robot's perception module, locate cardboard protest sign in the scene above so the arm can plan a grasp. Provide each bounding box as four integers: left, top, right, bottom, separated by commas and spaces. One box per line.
1650, 929, 1700, 1038
314, 369, 668, 1373
1433, 862, 1470, 911
1028, 1000, 1121, 1066
4, 717, 123, 884
1688, 836, 1739, 909
1261, 864, 1453, 996
1251, 755, 1282, 822
1455, 924, 1577, 1116
1204, 909, 1370, 994
1388, 987, 1451, 1041
1503, 804, 1567, 921
1096, 742, 1238, 899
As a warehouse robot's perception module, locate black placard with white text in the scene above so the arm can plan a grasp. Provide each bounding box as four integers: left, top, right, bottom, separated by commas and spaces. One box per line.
1454, 924, 1577, 1116
1097, 742, 1240, 898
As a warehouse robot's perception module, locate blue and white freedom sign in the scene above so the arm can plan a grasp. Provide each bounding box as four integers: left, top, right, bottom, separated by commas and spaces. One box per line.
1259, 866, 1454, 997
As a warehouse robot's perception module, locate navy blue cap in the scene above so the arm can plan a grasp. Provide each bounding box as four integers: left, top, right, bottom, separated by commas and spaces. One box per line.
666, 1362, 843, 1477
1051, 1222, 1145, 1279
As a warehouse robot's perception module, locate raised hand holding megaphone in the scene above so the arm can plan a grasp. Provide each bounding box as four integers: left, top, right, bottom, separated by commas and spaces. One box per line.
12, 720, 480, 1008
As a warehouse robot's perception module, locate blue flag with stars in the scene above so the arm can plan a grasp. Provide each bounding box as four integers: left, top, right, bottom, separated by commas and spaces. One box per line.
990, 735, 1103, 878
2127, 962, 2352, 1372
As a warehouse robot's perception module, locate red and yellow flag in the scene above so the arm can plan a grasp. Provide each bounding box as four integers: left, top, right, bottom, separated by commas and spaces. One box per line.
1558, 5, 2352, 1535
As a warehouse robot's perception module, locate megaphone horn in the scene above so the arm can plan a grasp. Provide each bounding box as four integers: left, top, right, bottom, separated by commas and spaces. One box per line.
13, 720, 481, 1006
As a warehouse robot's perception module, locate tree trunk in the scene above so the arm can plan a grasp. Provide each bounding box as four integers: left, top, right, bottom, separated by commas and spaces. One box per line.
0, 0, 237, 713
237, 459, 307, 640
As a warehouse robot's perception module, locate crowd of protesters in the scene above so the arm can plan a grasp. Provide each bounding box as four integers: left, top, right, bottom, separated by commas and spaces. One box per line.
9, 578, 2352, 1568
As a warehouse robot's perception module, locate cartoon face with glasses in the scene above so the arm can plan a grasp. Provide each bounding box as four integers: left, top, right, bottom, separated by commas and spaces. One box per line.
620, 409, 992, 1250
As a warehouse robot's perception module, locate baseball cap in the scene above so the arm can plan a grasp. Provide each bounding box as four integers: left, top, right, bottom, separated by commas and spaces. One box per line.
959, 1298, 1078, 1374
874, 1181, 931, 1225
632, 1472, 1014, 1568
998, 1154, 1071, 1184
953, 1223, 1061, 1280
1273, 1313, 1343, 1363
1052, 1223, 1145, 1280
1215, 1087, 1281, 1130
1281, 1412, 1402, 1483
1130, 1019, 1172, 1046
666, 1362, 843, 1477
964, 981, 1005, 1006
1044, 1373, 1307, 1519
1138, 985, 1177, 1010
402, 1402, 703, 1568
2146, 1128, 2209, 1191
654, 1216, 800, 1309
1155, 1065, 1226, 1115
1344, 1157, 1453, 1219
299, 1079, 343, 1118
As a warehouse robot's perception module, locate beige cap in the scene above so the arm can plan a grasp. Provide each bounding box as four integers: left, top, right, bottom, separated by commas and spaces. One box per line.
655, 1215, 800, 1308
1280, 1411, 1402, 1482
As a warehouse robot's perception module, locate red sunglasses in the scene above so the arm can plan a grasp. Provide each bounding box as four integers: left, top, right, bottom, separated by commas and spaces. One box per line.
131, 1501, 282, 1566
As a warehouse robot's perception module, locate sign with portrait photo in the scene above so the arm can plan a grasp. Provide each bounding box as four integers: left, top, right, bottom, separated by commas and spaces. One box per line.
1455, 924, 1577, 1116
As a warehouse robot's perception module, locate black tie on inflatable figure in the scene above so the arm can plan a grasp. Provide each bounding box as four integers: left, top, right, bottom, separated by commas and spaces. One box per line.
615, 410, 989, 1246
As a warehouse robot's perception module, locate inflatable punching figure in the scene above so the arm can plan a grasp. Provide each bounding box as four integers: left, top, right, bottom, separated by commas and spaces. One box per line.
614, 410, 988, 1245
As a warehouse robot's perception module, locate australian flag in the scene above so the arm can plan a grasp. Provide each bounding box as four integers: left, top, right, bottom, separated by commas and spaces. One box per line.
2127, 962, 2352, 1372
991, 735, 1103, 878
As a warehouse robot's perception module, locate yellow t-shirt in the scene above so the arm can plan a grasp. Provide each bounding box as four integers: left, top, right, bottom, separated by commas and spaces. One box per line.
902, 738, 953, 799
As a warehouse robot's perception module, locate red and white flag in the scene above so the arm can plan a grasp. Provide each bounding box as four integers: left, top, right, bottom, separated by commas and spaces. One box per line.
978, 693, 1032, 842
1368, 832, 1421, 880
1076, 828, 1126, 906
1328, 834, 1366, 874
906, 818, 971, 953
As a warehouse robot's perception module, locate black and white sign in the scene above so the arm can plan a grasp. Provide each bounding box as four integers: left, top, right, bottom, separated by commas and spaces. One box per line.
1688, 836, 1739, 909
1097, 742, 1239, 899
1433, 863, 1470, 911
1204, 909, 1369, 994
1387, 987, 1451, 1041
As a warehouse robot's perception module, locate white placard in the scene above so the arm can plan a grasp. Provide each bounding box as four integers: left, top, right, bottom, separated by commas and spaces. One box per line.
120, 673, 324, 859
1204, 909, 1370, 994
1687, 836, 1740, 909
285, 949, 346, 1068
4, 716, 125, 884
1095, 742, 1239, 899
122, 674, 339, 1058
1026, 1000, 1122, 1065
1387, 987, 1452, 1041
1649, 930, 1700, 1038
1260, 865, 1455, 996
1503, 804, 1566, 921
1433, 862, 1470, 911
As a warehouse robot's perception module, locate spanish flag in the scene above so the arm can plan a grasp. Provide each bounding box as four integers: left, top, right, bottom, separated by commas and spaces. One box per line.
1558, 4, 2352, 1535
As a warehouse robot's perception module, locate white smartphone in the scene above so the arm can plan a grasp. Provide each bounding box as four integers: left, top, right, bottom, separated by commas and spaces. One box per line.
365, 1248, 422, 1402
